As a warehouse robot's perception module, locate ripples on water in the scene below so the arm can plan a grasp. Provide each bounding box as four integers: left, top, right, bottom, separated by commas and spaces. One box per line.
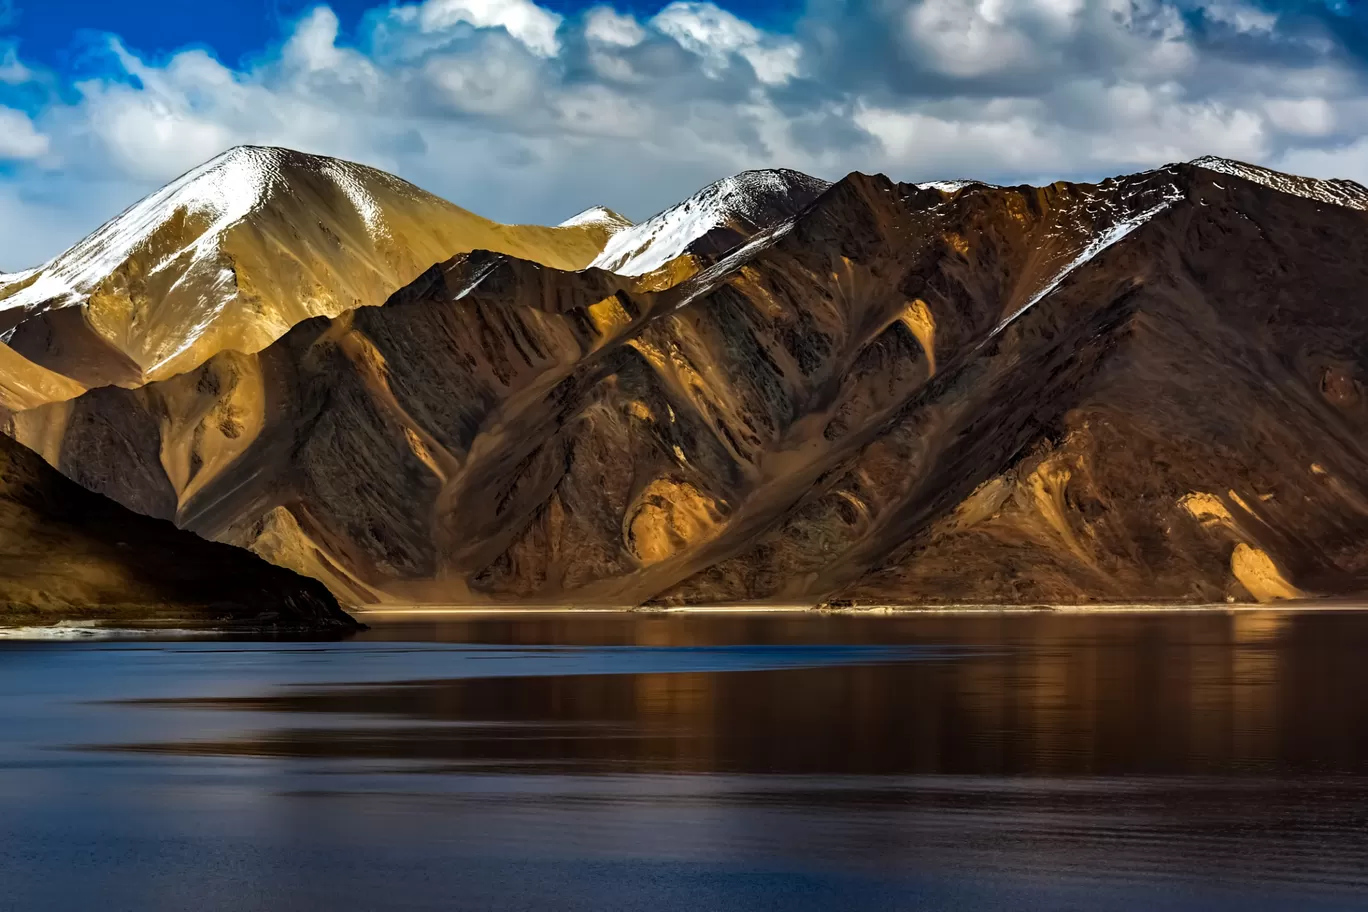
3, 610, 1368, 911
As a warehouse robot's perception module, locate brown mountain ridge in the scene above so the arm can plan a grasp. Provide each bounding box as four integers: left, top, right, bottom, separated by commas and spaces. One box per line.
9, 155, 1368, 608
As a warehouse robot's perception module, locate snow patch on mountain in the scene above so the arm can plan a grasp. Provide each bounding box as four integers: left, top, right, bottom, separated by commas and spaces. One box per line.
0, 267, 38, 286
0, 146, 408, 322
322, 159, 388, 236
450, 257, 505, 302
145, 267, 241, 374
991, 191, 1182, 341
558, 206, 633, 231
589, 169, 831, 276
1190, 157, 1368, 211
675, 219, 798, 313
700, 219, 796, 283
916, 179, 989, 193
0, 146, 287, 316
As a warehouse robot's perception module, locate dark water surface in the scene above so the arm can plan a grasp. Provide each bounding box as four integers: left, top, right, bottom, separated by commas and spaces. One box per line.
4, 610, 1368, 911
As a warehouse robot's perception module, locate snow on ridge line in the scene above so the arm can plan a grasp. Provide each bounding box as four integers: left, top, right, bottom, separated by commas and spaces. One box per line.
589, 169, 832, 277
989, 193, 1181, 342
322, 160, 388, 237
1189, 156, 1368, 211
916, 179, 989, 193
672, 219, 797, 314
0, 146, 286, 315
0, 145, 422, 322
0, 266, 38, 287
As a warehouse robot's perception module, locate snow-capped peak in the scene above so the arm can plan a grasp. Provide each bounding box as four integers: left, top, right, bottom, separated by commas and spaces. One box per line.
0, 146, 413, 322
558, 206, 633, 231
0, 146, 290, 316
589, 169, 832, 276
1189, 156, 1368, 211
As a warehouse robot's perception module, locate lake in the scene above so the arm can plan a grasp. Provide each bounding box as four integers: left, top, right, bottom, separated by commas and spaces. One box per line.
3, 609, 1368, 911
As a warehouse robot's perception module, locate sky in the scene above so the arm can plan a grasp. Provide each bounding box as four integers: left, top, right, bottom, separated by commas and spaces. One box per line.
1, 0, 1367, 269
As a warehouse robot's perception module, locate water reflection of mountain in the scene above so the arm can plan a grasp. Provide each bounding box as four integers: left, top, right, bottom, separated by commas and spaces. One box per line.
107, 612, 1368, 778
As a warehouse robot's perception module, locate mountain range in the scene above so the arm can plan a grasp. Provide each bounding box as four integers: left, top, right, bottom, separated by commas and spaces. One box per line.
0, 146, 625, 403
4, 146, 1368, 614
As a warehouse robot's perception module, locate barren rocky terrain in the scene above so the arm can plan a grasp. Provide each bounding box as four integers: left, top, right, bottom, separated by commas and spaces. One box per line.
8, 153, 1368, 608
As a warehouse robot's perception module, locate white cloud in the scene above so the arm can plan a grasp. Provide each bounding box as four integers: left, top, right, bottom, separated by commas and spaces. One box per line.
422, 38, 544, 115
400, 0, 564, 57
1264, 97, 1335, 137
281, 5, 381, 87
855, 103, 1061, 174
1, 0, 1367, 270
0, 107, 47, 159
896, 0, 1197, 81
72, 42, 257, 180
901, 0, 1039, 78
651, 2, 801, 85
1203, 0, 1279, 33
554, 83, 653, 138
584, 7, 646, 47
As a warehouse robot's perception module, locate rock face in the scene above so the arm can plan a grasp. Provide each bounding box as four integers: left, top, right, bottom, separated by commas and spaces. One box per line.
0, 146, 628, 406
0, 431, 353, 627
14, 156, 1368, 607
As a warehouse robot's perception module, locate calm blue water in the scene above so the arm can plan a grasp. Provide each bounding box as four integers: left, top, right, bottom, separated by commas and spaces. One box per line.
3, 610, 1368, 911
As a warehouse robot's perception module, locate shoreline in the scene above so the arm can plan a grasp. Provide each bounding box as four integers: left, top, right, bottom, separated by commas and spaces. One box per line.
353, 600, 1368, 617
7, 601, 1368, 638
0, 617, 363, 639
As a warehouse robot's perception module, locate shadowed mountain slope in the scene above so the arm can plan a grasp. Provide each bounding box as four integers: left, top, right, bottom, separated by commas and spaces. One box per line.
14, 157, 1368, 607
0, 432, 353, 627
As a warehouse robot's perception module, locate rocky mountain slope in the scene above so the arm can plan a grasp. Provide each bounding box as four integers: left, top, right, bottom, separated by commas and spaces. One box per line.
13, 155, 1368, 607
587, 169, 831, 276
0, 146, 629, 404
0, 430, 353, 627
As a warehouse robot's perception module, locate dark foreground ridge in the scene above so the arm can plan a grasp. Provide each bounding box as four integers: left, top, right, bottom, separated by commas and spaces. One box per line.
0, 432, 357, 629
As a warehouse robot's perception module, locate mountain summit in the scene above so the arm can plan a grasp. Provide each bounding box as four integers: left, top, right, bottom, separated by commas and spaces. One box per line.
1188, 156, 1368, 210
588, 169, 832, 276
0, 146, 626, 398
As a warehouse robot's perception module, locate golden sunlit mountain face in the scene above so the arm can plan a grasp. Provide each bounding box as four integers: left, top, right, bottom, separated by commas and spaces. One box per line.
0, 146, 627, 406
14, 157, 1368, 609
